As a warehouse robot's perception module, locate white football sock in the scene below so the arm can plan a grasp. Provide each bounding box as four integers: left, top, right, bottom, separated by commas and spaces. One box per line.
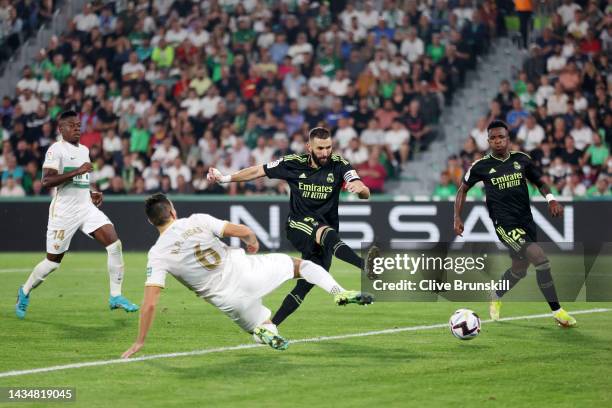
298, 260, 345, 295
106, 240, 124, 297
23, 258, 60, 295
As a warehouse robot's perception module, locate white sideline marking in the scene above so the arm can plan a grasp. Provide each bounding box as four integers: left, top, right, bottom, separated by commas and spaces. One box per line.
0, 308, 609, 379
0, 269, 30, 273
0, 268, 101, 274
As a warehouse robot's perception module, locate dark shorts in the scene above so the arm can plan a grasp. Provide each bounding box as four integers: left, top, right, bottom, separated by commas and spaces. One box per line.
285, 215, 333, 270
494, 220, 537, 260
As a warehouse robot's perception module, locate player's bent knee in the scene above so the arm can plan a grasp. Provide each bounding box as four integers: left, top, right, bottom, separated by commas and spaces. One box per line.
525, 243, 546, 265
315, 226, 332, 244
94, 224, 119, 246
291, 257, 302, 278
46, 252, 65, 263
295, 259, 313, 278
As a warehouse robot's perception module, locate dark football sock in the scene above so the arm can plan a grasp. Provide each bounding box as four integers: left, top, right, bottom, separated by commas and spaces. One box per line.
535, 260, 561, 311
320, 228, 363, 270
271, 279, 314, 326
495, 267, 526, 298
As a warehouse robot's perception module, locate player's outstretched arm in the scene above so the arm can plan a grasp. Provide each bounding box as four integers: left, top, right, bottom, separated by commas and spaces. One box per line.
223, 223, 260, 253
207, 164, 266, 184
121, 286, 161, 359
41, 163, 93, 189
346, 180, 370, 199
453, 183, 470, 236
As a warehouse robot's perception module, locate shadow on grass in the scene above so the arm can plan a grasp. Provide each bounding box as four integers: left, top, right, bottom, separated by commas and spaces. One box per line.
13, 313, 133, 341
485, 319, 612, 349
139, 341, 432, 380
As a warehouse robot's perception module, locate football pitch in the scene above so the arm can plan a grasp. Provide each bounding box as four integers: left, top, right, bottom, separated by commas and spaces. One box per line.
1, 252, 611, 407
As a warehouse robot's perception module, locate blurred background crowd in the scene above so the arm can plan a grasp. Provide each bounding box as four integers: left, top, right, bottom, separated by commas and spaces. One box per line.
0, 0, 609, 199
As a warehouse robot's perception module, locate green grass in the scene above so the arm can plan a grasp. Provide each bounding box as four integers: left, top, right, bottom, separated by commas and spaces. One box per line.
0, 252, 611, 408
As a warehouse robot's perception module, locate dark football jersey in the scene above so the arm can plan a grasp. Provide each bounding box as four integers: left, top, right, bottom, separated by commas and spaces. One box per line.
263, 153, 360, 229
463, 151, 544, 224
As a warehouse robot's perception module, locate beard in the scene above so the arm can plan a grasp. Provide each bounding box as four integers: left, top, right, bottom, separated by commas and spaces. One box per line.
312, 152, 331, 167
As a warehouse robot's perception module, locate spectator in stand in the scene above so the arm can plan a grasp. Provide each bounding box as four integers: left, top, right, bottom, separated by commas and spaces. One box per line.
586, 175, 611, 197
384, 119, 410, 168
404, 99, 432, 152
567, 9, 589, 39
432, 171, 457, 199
375, 99, 399, 130
557, 1, 582, 26
581, 132, 608, 169
515, 0, 534, 49
546, 45, 567, 76
357, 147, 388, 194
80, 122, 102, 149
151, 137, 179, 167
2, 155, 23, 183
470, 117, 489, 152
165, 157, 191, 190
343, 137, 368, 166
569, 116, 594, 150
104, 176, 127, 195
562, 172, 587, 197
506, 97, 529, 137
558, 61, 581, 92
532, 141, 555, 170
495, 80, 517, 116
547, 81, 569, 116
517, 114, 545, 152
334, 117, 358, 151
459, 137, 478, 168
401, 27, 424, 63
561, 135, 583, 168
446, 155, 464, 187
0, 175, 25, 196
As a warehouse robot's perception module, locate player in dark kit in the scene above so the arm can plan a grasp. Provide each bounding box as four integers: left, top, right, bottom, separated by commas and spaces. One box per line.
208, 127, 375, 325
453, 120, 576, 327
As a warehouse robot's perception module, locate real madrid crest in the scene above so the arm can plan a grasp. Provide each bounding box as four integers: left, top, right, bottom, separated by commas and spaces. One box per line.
327, 173, 334, 183
513, 161, 521, 170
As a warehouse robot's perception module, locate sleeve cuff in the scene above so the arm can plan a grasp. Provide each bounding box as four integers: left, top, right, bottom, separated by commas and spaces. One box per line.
219, 221, 228, 238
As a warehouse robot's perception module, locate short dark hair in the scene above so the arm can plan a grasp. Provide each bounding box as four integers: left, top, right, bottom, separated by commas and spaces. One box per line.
58, 110, 78, 121
487, 120, 509, 132
309, 127, 331, 140
145, 193, 173, 226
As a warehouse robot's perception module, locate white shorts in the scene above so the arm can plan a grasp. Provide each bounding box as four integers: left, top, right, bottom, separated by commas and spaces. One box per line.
205, 251, 294, 332
46, 204, 112, 254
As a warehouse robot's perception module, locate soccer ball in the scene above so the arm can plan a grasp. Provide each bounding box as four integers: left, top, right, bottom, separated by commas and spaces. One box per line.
449, 308, 481, 340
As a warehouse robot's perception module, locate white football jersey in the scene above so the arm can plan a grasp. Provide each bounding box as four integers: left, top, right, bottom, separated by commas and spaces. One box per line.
43, 140, 92, 217
145, 214, 235, 298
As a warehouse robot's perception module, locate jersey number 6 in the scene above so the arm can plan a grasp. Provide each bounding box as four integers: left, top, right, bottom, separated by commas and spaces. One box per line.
194, 244, 222, 270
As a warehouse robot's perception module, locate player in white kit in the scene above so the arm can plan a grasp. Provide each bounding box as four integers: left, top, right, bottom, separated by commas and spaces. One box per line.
15, 110, 139, 319
121, 193, 373, 355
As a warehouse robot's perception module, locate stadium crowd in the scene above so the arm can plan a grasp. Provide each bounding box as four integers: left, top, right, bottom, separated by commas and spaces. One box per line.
0, 0, 56, 63
0, 0, 497, 197
435, 0, 612, 200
